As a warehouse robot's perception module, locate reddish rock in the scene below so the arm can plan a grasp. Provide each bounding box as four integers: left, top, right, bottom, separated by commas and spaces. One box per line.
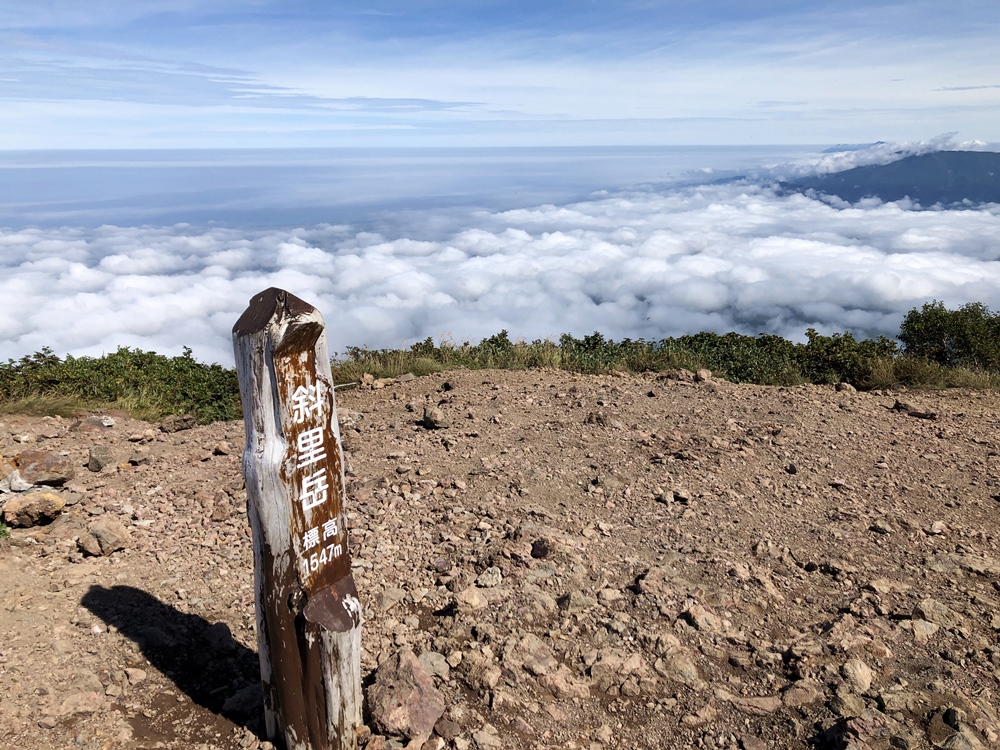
367, 648, 445, 747
16, 450, 75, 486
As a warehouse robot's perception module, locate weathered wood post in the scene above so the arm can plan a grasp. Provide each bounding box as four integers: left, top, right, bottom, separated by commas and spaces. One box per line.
233, 288, 362, 750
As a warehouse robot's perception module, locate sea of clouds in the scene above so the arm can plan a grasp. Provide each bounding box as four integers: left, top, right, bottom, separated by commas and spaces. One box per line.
1, 137, 998, 366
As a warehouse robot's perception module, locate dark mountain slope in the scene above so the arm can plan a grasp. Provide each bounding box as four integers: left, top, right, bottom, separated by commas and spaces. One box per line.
785, 150, 1000, 205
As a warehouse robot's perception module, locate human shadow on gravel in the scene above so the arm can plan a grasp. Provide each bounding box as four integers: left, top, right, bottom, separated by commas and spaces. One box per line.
82, 585, 266, 739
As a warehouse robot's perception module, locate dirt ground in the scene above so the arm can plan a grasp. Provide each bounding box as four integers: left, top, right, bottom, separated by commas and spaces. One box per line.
2, 368, 999, 750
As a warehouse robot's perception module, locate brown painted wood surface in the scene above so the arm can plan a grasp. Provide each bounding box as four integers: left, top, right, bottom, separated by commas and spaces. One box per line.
233, 288, 362, 750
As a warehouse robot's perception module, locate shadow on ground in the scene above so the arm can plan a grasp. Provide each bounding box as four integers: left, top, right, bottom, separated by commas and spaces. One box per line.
82, 584, 266, 740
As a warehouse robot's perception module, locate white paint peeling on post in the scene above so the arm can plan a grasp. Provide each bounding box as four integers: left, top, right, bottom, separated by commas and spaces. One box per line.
233, 288, 362, 750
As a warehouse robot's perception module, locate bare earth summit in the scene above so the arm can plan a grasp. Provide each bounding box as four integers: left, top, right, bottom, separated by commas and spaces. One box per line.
2, 368, 1000, 750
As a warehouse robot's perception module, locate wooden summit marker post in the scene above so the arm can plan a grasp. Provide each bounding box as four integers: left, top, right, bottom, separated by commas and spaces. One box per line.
233, 288, 362, 750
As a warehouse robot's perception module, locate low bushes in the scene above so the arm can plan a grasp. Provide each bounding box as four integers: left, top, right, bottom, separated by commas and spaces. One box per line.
0, 346, 240, 423
1, 302, 996, 423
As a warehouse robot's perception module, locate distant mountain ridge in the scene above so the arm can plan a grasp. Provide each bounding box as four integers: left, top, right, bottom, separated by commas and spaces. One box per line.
784, 150, 1000, 206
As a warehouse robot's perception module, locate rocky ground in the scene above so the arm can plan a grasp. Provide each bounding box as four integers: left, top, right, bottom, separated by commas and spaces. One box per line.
2, 368, 1000, 750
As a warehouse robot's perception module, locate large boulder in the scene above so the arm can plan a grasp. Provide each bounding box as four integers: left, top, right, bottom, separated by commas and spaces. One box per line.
159, 414, 196, 433
367, 648, 445, 746
78, 517, 129, 556
16, 450, 75, 486
2, 490, 66, 527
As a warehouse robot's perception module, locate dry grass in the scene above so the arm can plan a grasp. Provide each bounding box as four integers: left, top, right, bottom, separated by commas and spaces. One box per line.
862, 357, 1000, 391
0, 395, 94, 418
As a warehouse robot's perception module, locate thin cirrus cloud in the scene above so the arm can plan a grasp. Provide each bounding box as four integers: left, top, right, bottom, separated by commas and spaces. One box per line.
0, 52, 478, 112
1, 144, 998, 366
1, 1, 998, 146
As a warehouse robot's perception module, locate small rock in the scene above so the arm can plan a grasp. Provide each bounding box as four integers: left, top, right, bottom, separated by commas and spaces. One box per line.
417, 651, 450, 681
87, 445, 114, 472
476, 567, 503, 588
367, 648, 445, 747
878, 689, 924, 714
56, 691, 104, 718
125, 668, 147, 685
683, 603, 722, 632
159, 414, 197, 432
505, 633, 557, 677
422, 406, 449, 429
694, 369, 712, 382
782, 680, 823, 707
128, 450, 151, 466
472, 723, 503, 749
911, 618, 940, 644
530, 538, 550, 559
842, 658, 873, 694
654, 650, 707, 691
538, 664, 590, 699
636, 566, 678, 598
681, 703, 718, 726
836, 382, 857, 393
0, 466, 33, 493
455, 587, 489, 610
913, 598, 960, 629
377, 588, 407, 612
829, 687, 866, 718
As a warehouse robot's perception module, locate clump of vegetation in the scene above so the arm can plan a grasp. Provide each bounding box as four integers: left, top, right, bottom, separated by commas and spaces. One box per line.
0, 519, 9, 540
899, 301, 1000, 372
1, 302, 997, 424
0, 346, 240, 423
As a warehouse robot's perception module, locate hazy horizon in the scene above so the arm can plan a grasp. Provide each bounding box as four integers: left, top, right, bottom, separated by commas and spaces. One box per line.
1, 139, 998, 366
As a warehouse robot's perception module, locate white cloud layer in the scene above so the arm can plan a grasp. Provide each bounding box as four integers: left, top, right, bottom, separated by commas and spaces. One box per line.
2, 166, 998, 366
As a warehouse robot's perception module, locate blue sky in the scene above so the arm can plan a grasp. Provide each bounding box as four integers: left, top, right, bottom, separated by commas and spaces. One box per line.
1, 0, 998, 148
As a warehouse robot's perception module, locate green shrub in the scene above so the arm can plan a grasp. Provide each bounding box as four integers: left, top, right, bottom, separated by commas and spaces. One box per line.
661, 332, 802, 384
0, 346, 240, 423
3, 300, 998, 425
797, 329, 898, 384
899, 301, 1000, 372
